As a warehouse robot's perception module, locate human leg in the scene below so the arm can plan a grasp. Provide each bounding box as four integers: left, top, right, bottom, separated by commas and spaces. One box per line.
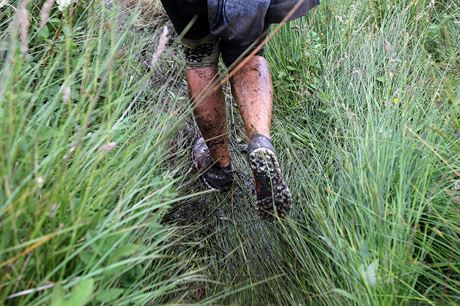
229, 54, 293, 218
187, 65, 230, 168
229, 55, 273, 139
160, 0, 233, 189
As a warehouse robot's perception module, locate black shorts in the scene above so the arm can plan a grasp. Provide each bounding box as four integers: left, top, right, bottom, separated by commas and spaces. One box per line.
160, 0, 266, 68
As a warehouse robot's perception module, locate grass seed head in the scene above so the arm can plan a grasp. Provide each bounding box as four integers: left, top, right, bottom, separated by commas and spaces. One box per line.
39, 0, 55, 29
18, 0, 30, 54
98, 142, 117, 153
63, 85, 71, 104
150, 25, 169, 69
57, 0, 77, 11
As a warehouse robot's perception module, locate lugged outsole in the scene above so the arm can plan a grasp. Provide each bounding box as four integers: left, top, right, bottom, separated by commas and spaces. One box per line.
249, 147, 293, 219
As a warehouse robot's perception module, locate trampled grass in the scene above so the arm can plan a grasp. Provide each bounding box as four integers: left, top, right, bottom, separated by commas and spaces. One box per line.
1, 0, 459, 305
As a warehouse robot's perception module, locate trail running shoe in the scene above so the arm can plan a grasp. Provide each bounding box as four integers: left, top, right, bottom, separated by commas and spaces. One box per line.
192, 137, 234, 191
247, 134, 293, 218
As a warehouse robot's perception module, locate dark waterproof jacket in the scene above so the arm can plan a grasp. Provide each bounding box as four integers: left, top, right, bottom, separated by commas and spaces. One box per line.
207, 0, 319, 46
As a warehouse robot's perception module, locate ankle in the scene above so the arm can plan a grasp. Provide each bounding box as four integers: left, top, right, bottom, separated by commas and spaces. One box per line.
249, 132, 271, 142
248, 133, 275, 154
217, 159, 231, 169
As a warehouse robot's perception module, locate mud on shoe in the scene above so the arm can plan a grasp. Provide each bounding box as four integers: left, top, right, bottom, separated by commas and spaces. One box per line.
248, 134, 293, 219
193, 137, 234, 191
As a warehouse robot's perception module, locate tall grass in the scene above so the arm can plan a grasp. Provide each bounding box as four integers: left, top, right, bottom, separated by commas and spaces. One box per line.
1, 0, 459, 305
0, 1, 201, 304
173, 0, 460, 304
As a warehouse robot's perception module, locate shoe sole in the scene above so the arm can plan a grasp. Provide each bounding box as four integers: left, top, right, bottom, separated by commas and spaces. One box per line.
249, 147, 293, 218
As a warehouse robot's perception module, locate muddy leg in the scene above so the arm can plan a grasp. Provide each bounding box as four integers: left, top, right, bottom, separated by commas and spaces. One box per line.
230, 55, 273, 139
187, 65, 231, 167
230, 55, 293, 218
